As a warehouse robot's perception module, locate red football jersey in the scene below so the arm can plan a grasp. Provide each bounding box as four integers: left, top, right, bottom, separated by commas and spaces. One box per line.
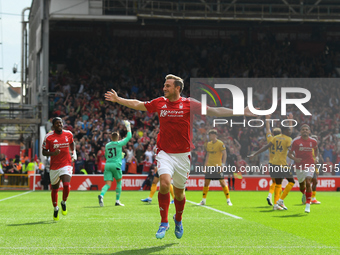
290, 136, 317, 169
42, 130, 74, 170
144, 97, 201, 153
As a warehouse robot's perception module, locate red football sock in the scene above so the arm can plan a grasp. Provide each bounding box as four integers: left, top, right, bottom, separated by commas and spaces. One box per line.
51, 189, 58, 207
174, 196, 186, 222
300, 188, 306, 194
158, 192, 170, 223
306, 192, 312, 204
63, 182, 70, 201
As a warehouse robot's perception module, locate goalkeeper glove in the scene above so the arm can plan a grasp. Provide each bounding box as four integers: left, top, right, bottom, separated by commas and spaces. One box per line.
124, 120, 131, 132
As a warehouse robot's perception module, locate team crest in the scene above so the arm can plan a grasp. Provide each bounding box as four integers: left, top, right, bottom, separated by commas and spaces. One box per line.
66, 136, 68, 142
179, 103, 183, 109
310, 142, 312, 147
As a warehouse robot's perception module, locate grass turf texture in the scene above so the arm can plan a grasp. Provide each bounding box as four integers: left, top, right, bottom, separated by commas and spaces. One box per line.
0, 190, 339, 254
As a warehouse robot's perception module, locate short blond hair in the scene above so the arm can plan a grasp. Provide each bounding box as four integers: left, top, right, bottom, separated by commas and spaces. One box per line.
165, 74, 184, 92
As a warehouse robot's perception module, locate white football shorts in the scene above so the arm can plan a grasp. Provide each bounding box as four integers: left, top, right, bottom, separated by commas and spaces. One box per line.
50, 166, 73, 185
296, 166, 315, 183
156, 150, 190, 189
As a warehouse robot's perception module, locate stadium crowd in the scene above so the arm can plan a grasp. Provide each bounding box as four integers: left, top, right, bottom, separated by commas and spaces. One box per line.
44, 32, 340, 176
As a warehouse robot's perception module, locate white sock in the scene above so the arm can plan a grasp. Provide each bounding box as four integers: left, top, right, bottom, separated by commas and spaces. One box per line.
311, 197, 315, 200
267, 193, 272, 198
54, 206, 59, 211
202, 198, 206, 202
61, 200, 66, 205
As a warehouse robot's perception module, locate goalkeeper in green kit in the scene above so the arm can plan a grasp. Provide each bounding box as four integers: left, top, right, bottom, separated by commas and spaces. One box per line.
98, 121, 132, 207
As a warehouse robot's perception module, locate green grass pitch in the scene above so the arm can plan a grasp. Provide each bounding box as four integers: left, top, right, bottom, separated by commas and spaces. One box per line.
0, 190, 339, 254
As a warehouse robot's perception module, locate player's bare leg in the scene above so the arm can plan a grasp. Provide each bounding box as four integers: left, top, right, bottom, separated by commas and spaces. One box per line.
299, 181, 306, 204
199, 179, 211, 205
173, 185, 185, 239
220, 179, 232, 206
60, 175, 71, 215
305, 177, 313, 213
99, 180, 112, 207
156, 174, 171, 239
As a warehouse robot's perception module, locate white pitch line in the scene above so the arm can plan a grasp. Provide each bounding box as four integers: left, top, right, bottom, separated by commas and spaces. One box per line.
186, 200, 242, 219
0, 191, 32, 202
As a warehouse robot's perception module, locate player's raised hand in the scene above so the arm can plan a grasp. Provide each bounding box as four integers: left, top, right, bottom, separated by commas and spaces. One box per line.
105, 89, 119, 103
124, 120, 131, 132
287, 112, 293, 119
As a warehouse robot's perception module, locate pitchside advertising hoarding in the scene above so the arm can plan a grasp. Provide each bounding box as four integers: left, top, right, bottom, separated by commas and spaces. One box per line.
30, 175, 340, 191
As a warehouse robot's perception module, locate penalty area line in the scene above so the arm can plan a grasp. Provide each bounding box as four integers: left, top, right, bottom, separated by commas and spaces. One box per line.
186, 200, 242, 219
0, 191, 32, 202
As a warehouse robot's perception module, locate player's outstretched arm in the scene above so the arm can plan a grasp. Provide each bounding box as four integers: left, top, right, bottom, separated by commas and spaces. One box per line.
265, 114, 271, 134
247, 142, 272, 159
118, 121, 133, 146
207, 106, 256, 117
105, 89, 147, 111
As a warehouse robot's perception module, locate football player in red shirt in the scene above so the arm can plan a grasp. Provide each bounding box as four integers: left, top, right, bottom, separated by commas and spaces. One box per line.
42, 117, 77, 220
105, 74, 255, 239
288, 124, 318, 213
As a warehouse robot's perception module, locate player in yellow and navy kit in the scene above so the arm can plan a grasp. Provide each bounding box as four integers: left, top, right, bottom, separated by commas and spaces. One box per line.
199, 129, 232, 206
265, 114, 282, 206
249, 126, 295, 210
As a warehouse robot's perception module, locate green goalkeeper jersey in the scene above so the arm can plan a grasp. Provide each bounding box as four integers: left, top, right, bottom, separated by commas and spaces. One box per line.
105, 132, 132, 165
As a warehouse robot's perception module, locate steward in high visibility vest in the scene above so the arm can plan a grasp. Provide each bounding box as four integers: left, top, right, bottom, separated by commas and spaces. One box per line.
26, 159, 36, 176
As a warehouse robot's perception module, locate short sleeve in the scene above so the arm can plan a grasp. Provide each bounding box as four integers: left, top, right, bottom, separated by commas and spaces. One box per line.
144, 97, 161, 113
287, 137, 292, 147
42, 136, 49, 150
221, 142, 226, 151
70, 133, 74, 144
290, 141, 296, 152
189, 98, 203, 115
266, 133, 273, 143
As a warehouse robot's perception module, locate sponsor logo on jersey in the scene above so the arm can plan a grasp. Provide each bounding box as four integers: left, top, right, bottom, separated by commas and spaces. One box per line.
54, 139, 58, 142
160, 110, 184, 117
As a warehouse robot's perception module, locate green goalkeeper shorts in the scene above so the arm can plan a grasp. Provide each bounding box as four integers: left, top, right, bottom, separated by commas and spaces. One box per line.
104, 163, 122, 181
